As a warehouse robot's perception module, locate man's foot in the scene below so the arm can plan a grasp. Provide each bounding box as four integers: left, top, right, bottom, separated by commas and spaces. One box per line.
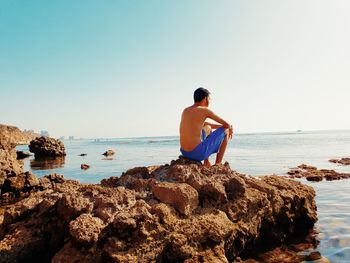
203, 159, 211, 167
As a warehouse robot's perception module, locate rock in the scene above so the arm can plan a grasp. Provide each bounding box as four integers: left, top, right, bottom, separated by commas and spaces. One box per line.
306, 251, 322, 261
2, 171, 40, 196
78, 153, 87, 156
0, 155, 318, 263
81, 164, 90, 170
69, 213, 105, 245
307, 175, 324, 182
329, 157, 350, 165
0, 124, 38, 150
0, 125, 27, 189
16, 151, 32, 159
29, 136, 66, 157
152, 182, 199, 215
56, 193, 94, 221
102, 150, 115, 156
287, 164, 350, 181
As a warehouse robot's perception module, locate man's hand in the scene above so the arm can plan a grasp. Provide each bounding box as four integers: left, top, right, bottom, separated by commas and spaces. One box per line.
228, 125, 234, 139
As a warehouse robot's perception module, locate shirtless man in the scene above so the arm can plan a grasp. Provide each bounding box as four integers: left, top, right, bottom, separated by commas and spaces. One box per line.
179, 88, 233, 167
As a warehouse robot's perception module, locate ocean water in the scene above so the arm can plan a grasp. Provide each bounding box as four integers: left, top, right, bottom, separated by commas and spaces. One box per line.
17, 130, 350, 262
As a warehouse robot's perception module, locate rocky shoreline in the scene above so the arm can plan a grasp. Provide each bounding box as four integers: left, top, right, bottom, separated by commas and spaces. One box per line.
0, 124, 319, 262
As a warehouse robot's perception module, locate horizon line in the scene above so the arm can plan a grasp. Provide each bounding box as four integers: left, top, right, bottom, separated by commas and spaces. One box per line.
57, 128, 350, 140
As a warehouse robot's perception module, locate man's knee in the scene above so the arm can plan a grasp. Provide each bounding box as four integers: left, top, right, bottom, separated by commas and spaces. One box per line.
223, 128, 230, 140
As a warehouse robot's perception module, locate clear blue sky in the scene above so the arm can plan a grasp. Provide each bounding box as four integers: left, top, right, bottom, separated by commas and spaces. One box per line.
1, 0, 350, 138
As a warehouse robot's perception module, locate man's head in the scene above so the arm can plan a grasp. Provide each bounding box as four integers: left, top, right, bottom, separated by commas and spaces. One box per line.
194, 87, 210, 106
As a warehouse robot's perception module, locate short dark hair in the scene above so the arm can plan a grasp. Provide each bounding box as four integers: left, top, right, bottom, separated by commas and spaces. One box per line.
193, 87, 210, 102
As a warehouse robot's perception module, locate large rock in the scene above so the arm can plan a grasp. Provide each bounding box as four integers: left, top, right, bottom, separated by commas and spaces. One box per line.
29, 136, 66, 157
0, 156, 318, 262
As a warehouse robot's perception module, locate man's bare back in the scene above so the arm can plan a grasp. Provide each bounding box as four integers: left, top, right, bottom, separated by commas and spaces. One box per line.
180, 106, 210, 151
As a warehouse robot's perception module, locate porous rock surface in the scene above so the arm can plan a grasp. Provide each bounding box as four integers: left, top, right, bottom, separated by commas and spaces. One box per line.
0, 160, 317, 262
29, 136, 66, 157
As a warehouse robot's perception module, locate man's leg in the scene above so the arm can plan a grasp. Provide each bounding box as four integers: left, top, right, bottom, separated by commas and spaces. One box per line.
215, 128, 230, 165
203, 125, 212, 167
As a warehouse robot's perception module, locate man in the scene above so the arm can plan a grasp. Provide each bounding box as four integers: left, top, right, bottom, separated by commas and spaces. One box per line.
179, 87, 233, 167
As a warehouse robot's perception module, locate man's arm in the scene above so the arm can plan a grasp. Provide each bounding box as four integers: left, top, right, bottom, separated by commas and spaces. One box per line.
205, 109, 231, 128
204, 122, 222, 129
205, 108, 234, 139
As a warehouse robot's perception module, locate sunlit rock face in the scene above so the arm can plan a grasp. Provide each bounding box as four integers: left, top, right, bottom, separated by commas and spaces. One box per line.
0, 150, 317, 262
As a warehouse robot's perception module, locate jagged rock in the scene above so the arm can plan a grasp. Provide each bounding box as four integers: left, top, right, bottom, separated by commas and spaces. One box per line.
102, 150, 115, 156
69, 213, 105, 245
56, 193, 94, 221
288, 164, 350, 181
29, 136, 66, 157
0, 156, 318, 262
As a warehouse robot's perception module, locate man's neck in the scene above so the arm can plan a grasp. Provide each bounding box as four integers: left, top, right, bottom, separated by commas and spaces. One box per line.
193, 102, 207, 107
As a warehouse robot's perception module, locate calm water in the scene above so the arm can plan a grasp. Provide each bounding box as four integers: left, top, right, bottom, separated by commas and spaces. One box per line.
17, 130, 350, 262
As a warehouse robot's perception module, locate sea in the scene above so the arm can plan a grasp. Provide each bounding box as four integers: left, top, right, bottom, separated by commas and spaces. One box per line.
17, 130, 350, 262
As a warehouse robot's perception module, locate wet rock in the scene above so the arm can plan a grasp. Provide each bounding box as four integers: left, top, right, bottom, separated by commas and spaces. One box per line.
29, 136, 66, 157
288, 164, 350, 181
81, 164, 90, 170
102, 150, 115, 156
329, 157, 350, 165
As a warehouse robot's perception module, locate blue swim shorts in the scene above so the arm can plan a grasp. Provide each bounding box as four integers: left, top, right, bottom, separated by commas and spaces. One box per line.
180, 127, 226, 162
